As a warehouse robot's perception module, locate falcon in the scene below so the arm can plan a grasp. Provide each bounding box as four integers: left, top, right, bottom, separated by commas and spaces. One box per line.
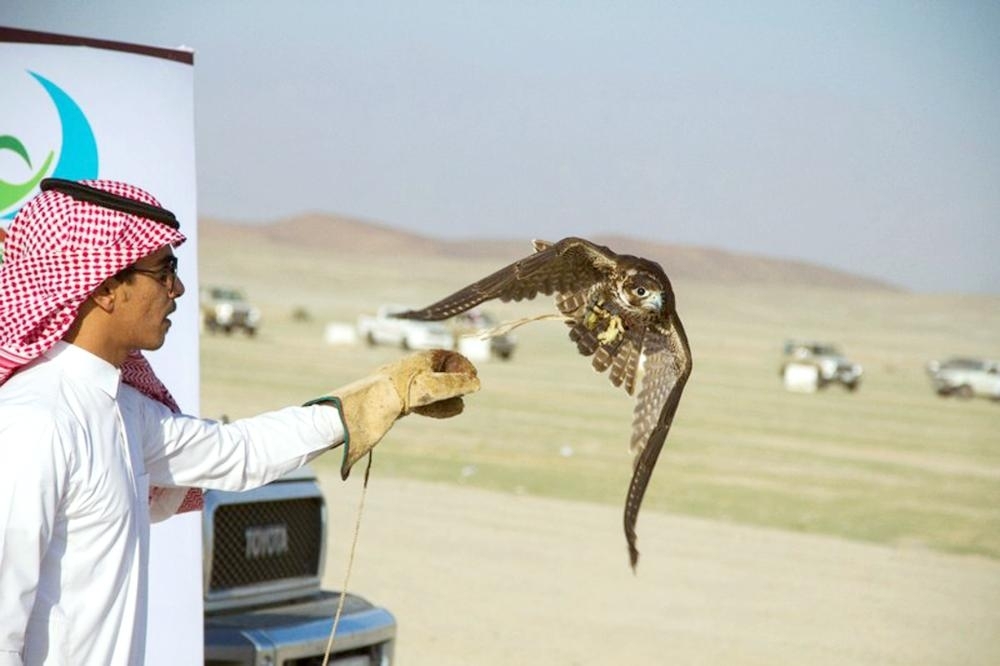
396, 237, 692, 570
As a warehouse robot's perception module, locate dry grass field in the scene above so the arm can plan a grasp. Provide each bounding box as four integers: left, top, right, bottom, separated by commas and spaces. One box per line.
198, 225, 1000, 664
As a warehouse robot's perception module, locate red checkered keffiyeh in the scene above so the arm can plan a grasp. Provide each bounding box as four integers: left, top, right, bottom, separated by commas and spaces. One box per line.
0, 180, 203, 517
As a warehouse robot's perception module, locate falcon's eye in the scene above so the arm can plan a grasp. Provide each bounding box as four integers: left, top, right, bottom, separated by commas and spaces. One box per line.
636, 287, 647, 297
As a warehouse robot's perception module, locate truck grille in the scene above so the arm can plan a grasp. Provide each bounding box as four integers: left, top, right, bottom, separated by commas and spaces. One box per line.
209, 497, 323, 592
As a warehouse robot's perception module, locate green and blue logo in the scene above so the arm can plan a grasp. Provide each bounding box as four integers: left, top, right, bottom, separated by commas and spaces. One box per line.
1, 71, 99, 219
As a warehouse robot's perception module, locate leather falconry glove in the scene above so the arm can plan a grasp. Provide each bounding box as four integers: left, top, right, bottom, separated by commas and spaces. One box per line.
308, 350, 480, 479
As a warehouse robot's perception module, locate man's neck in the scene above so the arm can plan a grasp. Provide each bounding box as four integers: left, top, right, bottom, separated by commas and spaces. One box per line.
62, 323, 129, 368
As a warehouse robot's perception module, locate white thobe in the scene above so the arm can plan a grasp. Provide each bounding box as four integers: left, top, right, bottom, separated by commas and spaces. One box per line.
0, 342, 345, 665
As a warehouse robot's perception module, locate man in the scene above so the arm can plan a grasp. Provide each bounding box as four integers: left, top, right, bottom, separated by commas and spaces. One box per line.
0, 179, 479, 666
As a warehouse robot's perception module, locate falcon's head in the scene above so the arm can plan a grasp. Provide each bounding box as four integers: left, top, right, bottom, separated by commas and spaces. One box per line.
616, 260, 674, 317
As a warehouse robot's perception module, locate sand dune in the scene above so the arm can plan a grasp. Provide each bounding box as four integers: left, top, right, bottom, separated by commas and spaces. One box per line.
200, 214, 898, 291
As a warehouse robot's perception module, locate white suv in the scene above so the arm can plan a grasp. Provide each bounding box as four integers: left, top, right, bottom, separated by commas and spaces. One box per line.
780, 340, 863, 392
200, 286, 261, 337
926, 358, 1000, 400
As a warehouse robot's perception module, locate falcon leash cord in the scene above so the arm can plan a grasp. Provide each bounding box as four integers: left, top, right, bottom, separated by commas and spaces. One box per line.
477, 313, 571, 339
321, 451, 373, 666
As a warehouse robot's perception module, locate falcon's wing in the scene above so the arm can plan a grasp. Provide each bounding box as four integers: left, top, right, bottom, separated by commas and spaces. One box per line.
623, 314, 692, 570
396, 237, 619, 321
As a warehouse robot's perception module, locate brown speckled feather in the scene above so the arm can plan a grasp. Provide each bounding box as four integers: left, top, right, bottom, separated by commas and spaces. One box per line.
624, 316, 691, 568
397, 238, 617, 320
396, 237, 692, 570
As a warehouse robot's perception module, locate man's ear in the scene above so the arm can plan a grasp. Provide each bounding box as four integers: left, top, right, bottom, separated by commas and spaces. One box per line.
90, 279, 118, 313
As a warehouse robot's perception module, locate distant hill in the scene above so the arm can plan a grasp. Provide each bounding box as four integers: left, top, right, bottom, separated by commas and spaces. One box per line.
200, 213, 900, 291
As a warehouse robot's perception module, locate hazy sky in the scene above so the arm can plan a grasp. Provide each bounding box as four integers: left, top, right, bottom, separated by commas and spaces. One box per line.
5, 1, 999, 293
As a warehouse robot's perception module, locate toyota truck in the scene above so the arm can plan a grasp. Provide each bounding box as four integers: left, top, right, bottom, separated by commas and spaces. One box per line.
203, 466, 396, 664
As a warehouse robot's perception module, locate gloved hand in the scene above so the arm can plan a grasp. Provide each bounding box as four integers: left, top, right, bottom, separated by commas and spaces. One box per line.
310, 350, 480, 479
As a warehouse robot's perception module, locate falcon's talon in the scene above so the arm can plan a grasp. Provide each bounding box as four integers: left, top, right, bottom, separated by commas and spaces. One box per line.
598, 316, 625, 344
584, 303, 609, 330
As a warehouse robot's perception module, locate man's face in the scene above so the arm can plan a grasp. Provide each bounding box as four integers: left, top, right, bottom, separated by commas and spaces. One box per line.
113, 246, 185, 352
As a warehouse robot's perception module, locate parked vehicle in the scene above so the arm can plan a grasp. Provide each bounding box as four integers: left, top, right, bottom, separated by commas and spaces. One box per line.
357, 304, 519, 361
926, 357, 1000, 400
780, 340, 863, 391
357, 304, 454, 350
200, 286, 261, 336
203, 466, 396, 664
453, 309, 517, 361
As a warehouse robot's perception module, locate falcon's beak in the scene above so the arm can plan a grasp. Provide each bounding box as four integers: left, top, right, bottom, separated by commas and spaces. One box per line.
648, 292, 664, 312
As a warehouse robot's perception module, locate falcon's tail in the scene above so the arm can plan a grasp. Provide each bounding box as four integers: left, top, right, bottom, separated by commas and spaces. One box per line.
624, 424, 669, 573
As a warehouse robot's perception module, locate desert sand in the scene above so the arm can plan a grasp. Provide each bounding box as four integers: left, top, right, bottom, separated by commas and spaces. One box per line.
320, 474, 1000, 666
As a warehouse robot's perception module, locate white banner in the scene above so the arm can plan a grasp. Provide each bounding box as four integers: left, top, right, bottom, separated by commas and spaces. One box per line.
1, 27, 202, 664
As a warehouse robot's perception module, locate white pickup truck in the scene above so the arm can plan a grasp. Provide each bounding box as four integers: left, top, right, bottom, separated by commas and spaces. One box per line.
356, 304, 455, 351
926, 357, 1000, 400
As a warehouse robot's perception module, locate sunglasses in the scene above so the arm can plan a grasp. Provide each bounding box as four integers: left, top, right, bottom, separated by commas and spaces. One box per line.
121, 255, 180, 293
